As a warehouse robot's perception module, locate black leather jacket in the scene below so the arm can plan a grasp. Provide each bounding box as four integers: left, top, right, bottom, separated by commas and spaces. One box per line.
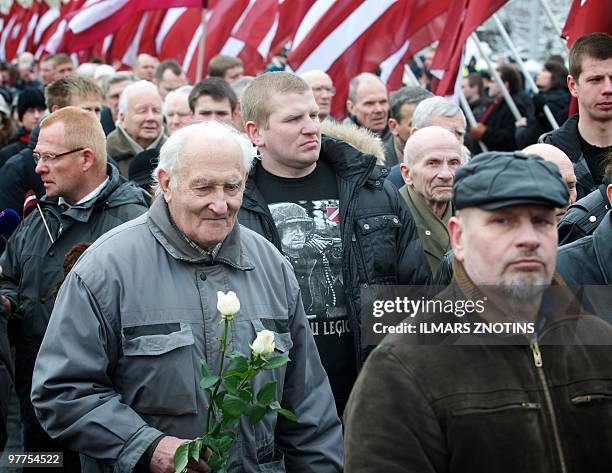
540, 115, 598, 200
238, 134, 431, 366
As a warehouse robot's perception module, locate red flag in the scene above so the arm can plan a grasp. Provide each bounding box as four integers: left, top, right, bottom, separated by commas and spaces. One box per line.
232, 0, 278, 75
562, 0, 612, 47
0, 3, 26, 61
288, 0, 418, 118
430, 0, 507, 97
61, 0, 203, 53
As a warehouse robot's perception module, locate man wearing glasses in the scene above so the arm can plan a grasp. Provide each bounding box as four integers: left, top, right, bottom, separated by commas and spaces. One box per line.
0, 107, 148, 471
302, 70, 336, 121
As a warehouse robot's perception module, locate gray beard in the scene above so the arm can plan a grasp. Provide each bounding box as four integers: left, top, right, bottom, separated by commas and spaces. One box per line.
499, 277, 549, 302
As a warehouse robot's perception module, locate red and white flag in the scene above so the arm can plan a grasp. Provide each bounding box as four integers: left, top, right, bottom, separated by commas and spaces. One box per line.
430, 0, 507, 97
562, 0, 612, 47
61, 0, 203, 53
288, 0, 418, 118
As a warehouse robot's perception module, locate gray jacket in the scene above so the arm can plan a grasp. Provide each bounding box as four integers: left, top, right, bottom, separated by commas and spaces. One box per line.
31, 196, 343, 473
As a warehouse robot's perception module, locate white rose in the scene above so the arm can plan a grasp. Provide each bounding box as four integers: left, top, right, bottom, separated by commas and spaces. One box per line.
250, 330, 275, 358
217, 291, 240, 321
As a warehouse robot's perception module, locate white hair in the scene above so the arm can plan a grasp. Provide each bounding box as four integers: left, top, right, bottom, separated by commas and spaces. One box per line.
163, 85, 193, 116
118, 80, 160, 115
154, 121, 256, 192
411, 96, 466, 129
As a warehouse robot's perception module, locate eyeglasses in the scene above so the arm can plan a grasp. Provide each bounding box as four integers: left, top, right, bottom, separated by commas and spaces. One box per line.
33, 147, 84, 164
312, 86, 336, 96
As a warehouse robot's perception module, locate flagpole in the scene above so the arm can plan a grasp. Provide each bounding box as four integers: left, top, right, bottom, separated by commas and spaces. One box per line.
196, 1, 208, 82
492, 14, 559, 130
459, 91, 489, 153
538, 0, 567, 49
470, 32, 523, 122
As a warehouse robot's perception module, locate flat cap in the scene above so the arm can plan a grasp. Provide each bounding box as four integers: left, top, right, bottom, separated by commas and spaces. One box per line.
453, 151, 569, 210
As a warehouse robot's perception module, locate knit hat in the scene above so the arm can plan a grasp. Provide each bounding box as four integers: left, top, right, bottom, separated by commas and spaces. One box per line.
17, 87, 45, 121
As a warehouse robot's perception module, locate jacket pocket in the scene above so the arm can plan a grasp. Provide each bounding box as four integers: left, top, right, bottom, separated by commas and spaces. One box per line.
119, 322, 197, 415
355, 214, 402, 280
445, 395, 546, 470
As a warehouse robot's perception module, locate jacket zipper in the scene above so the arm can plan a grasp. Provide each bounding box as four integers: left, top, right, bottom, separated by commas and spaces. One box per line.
530, 341, 568, 473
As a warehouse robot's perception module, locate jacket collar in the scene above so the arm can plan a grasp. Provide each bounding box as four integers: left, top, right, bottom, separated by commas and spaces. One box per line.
40, 164, 122, 223
147, 195, 254, 270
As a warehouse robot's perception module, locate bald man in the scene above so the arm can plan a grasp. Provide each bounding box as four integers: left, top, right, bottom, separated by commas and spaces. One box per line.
132, 54, 159, 81
400, 126, 463, 275
523, 143, 577, 221
302, 70, 335, 120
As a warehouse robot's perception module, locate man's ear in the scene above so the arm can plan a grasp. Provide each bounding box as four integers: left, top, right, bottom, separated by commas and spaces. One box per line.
388, 118, 399, 136
567, 75, 579, 98
81, 148, 97, 172
118, 111, 126, 128
400, 162, 412, 187
448, 216, 465, 261
157, 169, 172, 202
244, 121, 264, 147
346, 99, 355, 116
607, 183, 612, 206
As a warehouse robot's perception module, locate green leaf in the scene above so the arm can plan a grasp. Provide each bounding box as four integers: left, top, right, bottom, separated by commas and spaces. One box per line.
218, 431, 236, 452
173, 442, 190, 473
189, 438, 203, 462
238, 387, 253, 403
200, 374, 220, 389
200, 359, 211, 378
227, 353, 249, 373
246, 404, 266, 424
214, 390, 227, 407
222, 394, 248, 418
269, 401, 298, 422
264, 355, 289, 370
276, 407, 299, 422
224, 374, 240, 394
256, 381, 277, 404
210, 421, 222, 436
207, 452, 224, 471
221, 414, 240, 428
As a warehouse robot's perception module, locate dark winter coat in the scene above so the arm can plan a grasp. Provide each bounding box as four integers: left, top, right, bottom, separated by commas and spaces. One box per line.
558, 184, 610, 245
556, 211, 611, 319
540, 115, 598, 200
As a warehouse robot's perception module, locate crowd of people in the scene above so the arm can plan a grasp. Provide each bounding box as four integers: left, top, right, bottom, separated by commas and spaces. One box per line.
0, 30, 610, 473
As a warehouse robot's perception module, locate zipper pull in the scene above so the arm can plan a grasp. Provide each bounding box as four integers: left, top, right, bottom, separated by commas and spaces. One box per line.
531, 341, 543, 367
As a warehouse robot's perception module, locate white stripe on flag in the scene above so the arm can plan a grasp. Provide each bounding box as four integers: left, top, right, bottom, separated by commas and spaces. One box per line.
295, 0, 397, 74
70, 0, 131, 34
380, 39, 410, 84
292, 0, 336, 50
156, 7, 186, 53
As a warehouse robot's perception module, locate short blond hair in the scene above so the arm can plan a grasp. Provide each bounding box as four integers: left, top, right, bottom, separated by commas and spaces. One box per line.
241, 72, 310, 129
40, 106, 107, 171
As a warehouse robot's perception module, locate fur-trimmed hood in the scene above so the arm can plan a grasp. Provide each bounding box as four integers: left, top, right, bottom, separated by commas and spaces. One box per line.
321, 119, 385, 165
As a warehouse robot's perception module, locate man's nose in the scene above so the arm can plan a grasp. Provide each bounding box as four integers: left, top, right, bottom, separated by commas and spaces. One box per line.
302, 115, 319, 134
516, 220, 541, 250
438, 162, 454, 180
208, 188, 229, 215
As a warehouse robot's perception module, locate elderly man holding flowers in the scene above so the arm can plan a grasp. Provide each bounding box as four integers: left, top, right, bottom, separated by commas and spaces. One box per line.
30, 122, 342, 473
